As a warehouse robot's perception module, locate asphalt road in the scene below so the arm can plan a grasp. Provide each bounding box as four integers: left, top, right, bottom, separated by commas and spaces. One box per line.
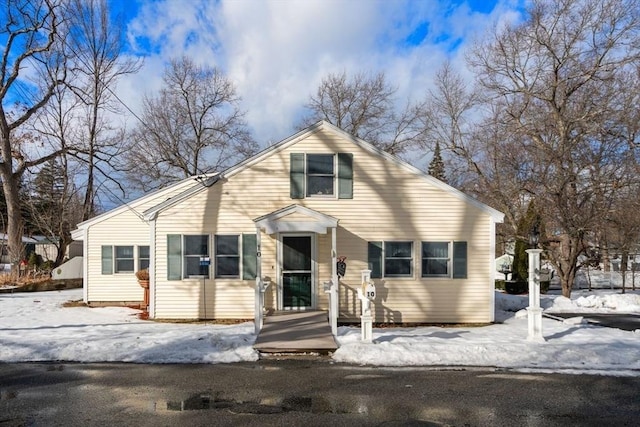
1, 360, 639, 426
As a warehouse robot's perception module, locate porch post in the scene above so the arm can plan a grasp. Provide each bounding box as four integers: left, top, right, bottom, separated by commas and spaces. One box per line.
254, 226, 263, 335
330, 226, 338, 336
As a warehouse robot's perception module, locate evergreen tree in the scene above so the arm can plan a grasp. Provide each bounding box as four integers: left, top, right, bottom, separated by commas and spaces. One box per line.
31, 159, 65, 214
26, 157, 82, 266
512, 200, 543, 282
427, 141, 447, 183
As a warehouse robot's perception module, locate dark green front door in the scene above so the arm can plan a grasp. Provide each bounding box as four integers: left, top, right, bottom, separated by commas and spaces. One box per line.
282, 235, 312, 310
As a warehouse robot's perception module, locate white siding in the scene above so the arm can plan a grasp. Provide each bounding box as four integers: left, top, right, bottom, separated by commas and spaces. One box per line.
82, 180, 200, 304
153, 127, 498, 322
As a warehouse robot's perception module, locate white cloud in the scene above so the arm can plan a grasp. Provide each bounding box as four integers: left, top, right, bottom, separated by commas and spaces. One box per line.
119, 0, 523, 148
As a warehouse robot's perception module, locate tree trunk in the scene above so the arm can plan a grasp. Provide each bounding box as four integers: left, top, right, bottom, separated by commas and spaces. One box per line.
54, 226, 72, 267
558, 264, 577, 298
83, 154, 95, 222
551, 234, 583, 298
1, 175, 25, 275
621, 251, 628, 294
602, 245, 610, 272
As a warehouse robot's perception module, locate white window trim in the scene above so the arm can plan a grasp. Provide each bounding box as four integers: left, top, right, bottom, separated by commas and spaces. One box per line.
183, 235, 210, 279
138, 245, 150, 271
276, 233, 317, 310
305, 153, 337, 199
214, 234, 241, 279
383, 241, 414, 278
421, 241, 451, 278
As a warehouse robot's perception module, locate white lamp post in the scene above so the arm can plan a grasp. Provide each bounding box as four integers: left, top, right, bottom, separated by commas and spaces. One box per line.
526, 225, 545, 342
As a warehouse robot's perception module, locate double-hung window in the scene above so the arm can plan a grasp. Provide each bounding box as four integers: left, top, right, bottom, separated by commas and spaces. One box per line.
368, 241, 413, 278
115, 246, 134, 273
306, 154, 335, 196
168, 234, 257, 280
184, 235, 209, 278
138, 246, 150, 270
167, 235, 210, 279
101, 245, 136, 274
215, 235, 240, 278
290, 153, 353, 199
421, 241, 467, 278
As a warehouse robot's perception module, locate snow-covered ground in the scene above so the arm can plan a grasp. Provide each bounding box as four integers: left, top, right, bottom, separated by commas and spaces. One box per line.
1, 287, 639, 376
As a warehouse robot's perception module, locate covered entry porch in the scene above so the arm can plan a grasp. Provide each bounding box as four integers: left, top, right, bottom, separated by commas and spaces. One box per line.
253, 205, 340, 339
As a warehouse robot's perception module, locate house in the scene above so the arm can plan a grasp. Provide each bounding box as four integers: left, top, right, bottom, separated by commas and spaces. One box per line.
0, 234, 38, 270
34, 237, 83, 263
72, 121, 504, 330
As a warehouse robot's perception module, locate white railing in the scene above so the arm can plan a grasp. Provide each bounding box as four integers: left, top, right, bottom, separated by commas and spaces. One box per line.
324, 279, 338, 336
254, 279, 271, 335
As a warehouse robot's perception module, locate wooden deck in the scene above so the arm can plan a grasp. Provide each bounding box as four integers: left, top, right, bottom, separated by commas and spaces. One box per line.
253, 311, 338, 354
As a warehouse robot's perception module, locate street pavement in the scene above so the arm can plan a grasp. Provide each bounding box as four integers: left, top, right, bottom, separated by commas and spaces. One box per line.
1, 361, 639, 426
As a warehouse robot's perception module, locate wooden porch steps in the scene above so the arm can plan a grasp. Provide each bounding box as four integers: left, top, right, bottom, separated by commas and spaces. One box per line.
253, 311, 338, 354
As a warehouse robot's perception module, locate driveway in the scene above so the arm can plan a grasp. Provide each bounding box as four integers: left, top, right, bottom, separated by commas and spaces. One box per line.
547, 313, 640, 331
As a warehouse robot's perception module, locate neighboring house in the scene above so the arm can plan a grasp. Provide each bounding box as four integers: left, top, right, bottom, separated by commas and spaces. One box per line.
0, 234, 38, 269
34, 237, 83, 263
72, 121, 504, 328
0, 234, 82, 269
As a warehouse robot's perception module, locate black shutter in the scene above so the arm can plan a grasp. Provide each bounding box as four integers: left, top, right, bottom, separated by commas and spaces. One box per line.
368, 241, 383, 278
453, 241, 467, 279
242, 234, 257, 280
167, 235, 182, 280
338, 153, 353, 199
290, 153, 305, 199
101, 246, 113, 274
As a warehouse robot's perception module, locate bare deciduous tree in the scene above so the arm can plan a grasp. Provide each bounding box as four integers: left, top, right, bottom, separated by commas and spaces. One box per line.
124, 56, 257, 191
0, 0, 66, 272
467, 0, 640, 297
64, 0, 141, 220
302, 71, 425, 156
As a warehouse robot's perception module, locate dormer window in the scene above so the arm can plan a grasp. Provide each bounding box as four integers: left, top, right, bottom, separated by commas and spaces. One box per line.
290, 152, 353, 199
306, 154, 335, 196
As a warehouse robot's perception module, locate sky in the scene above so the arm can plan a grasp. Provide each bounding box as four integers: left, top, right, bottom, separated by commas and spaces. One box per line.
1, 278, 639, 375
106, 0, 524, 151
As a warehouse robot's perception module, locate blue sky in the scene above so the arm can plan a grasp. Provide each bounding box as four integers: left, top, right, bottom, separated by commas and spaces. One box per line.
105, 0, 522, 147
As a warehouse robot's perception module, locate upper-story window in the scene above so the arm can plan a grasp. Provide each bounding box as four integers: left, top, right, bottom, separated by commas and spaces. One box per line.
290, 153, 353, 199
306, 154, 335, 196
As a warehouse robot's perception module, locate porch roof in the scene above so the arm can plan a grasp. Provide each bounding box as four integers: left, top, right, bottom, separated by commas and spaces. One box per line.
253, 204, 339, 234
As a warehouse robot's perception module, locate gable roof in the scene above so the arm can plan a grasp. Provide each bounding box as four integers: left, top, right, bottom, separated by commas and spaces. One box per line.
71, 173, 218, 240
143, 120, 504, 222
254, 204, 339, 234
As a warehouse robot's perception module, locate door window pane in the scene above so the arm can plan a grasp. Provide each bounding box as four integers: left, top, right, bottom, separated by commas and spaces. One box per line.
283, 273, 312, 308
283, 236, 311, 271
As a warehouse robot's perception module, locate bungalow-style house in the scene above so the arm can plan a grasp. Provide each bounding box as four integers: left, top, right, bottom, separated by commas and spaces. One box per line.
72, 121, 504, 331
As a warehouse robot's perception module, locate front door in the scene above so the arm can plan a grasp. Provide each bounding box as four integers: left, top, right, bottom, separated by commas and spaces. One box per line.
281, 235, 313, 310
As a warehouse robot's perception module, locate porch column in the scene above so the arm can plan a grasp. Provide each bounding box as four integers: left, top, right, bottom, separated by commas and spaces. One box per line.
254, 225, 263, 335
329, 226, 338, 336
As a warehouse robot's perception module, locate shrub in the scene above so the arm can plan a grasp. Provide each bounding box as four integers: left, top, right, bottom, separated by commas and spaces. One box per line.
505, 280, 528, 294
28, 252, 43, 268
